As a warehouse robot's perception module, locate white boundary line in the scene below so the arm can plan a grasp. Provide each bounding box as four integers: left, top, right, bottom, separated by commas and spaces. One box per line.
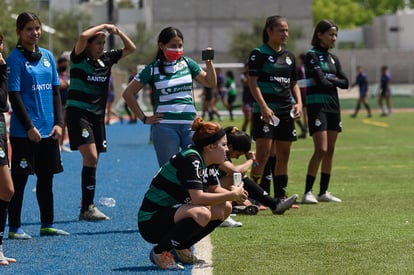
192, 235, 213, 275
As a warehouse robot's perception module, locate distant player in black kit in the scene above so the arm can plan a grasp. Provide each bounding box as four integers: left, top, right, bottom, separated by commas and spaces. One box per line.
301, 19, 349, 204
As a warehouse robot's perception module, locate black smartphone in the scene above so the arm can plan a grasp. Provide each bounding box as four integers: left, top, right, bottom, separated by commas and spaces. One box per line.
202, 49, 214, 61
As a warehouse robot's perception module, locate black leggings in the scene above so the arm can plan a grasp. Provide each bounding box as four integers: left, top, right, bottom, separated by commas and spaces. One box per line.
243, 177, 277, 210
8, 173, 54, 228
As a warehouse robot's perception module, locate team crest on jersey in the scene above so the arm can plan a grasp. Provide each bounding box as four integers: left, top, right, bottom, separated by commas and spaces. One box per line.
43, 58, 51, 68
318, 55, 325, 62
285, 56, 292, 65
82, 128, 90, 138
315, 119, 322, 127
0, 147, 5, 159
19, 158, 28, 169
177, 60, 185, 70
250, 54, 256, 61
268, 56, 275, 63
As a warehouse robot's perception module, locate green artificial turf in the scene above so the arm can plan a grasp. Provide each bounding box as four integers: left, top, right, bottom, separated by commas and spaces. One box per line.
210, 110, 414, 275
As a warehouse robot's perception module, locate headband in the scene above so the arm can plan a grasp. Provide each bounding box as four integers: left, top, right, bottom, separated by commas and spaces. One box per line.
194, 128, 226, 148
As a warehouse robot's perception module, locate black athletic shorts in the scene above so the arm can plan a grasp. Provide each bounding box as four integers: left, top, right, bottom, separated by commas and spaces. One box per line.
204, 88, 214, 101
10, 137, 63, 175
138, 207, 178, 244
66, 107, 107, 153
251, 113, 297, 141
307, 110, 342, 136
0, 114, 9, 166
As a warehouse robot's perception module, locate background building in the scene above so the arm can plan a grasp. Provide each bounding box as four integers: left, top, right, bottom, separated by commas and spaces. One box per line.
48, 0, 414, 90
64, 0, 313, 61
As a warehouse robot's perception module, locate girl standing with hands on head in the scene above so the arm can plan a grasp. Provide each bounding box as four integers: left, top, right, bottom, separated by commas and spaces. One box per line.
66, 23, 136, 221
7, 11, 68, 239
248, 15, 302, 210
123, 26, 217, 167
301, 19, 349, 204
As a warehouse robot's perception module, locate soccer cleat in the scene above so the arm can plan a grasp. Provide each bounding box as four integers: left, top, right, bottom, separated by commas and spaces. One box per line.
79, 204, 110, 221
317, 191, 342, 202
272, 194, 299, 215
232, 205, 259, 215
149, 248, 184, 270
218, 216, 242, 227
40, 227, 70, 236
172, 248, 206, 265
302, 191, 318, 204
8, 229, 32, 240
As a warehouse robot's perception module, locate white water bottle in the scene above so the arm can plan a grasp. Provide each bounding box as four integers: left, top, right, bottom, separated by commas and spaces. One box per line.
233, 173, 242, 187
99, 197, 116, 207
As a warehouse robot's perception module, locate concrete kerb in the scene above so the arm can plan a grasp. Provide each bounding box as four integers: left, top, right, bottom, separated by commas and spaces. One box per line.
193, 236, 213, 274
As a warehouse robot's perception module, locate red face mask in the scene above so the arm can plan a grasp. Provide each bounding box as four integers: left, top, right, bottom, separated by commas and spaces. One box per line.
165, 48, 183, 61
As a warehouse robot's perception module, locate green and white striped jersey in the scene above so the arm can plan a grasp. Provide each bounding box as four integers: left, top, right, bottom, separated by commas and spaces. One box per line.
135, 57, 202, 124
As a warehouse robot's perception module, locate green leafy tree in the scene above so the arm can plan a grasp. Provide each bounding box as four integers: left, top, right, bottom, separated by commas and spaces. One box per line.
229, 18, 303, 62
118, 0, 134, 8
0, 0, 91, 58
313, 0, 414, 28
51, 10, 92, 57
229, 18, 263, 62
116, 23, 157, 70
0, 0, 33, 55
363, 0, 414, 14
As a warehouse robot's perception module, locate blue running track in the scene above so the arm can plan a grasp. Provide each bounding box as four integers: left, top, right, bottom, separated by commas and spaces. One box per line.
3, 121, 192, 274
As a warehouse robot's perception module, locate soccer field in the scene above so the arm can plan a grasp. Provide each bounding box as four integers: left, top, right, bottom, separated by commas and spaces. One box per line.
2, 108, 412, 274
210, 110, 414, 275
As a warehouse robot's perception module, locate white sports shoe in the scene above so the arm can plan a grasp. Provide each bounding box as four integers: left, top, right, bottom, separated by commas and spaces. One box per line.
219, 216, 242, 227
302, 191, 318, 204
317, 191, 342, 202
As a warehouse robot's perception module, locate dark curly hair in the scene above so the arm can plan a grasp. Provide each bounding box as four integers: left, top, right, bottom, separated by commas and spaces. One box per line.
224, 126, 251, 153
